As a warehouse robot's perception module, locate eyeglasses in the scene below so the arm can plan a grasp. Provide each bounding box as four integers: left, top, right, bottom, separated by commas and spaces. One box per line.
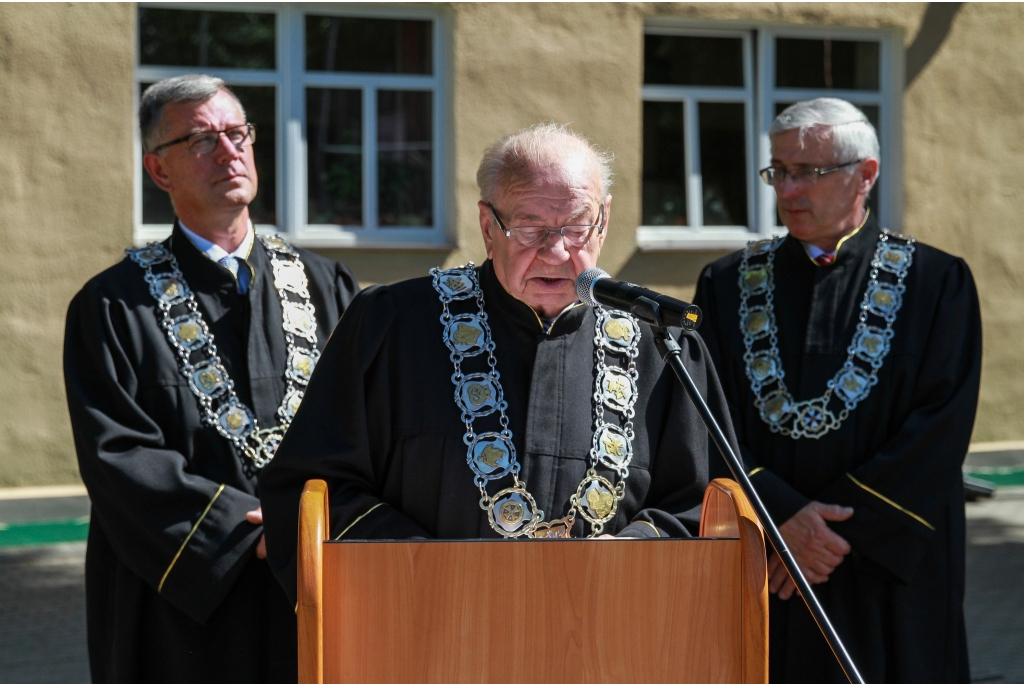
149, 123, 256, 155
759, 159, 864, 186
488, 203, 605, 249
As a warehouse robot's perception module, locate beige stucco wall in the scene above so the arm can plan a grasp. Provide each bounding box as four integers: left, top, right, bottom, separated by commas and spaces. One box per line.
0, 2, 1020, 486
0, 3, 135, 486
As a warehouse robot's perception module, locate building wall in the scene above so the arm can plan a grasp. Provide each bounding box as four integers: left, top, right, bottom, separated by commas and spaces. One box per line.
0, 3, 136, 486
0, 2, 1021, 486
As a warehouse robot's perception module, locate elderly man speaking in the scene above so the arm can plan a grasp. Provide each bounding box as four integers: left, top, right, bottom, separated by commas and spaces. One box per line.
260, 124, 734, 596
694, 98, 981, 682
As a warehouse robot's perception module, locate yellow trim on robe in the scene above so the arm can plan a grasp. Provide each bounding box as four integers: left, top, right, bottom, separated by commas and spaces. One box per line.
635, 520, 662, 537
748, 466, 766, 477
801, 208, 871, 265
158, 483, 226, 593
334, 502, 386, 540
845, 473, 935, 531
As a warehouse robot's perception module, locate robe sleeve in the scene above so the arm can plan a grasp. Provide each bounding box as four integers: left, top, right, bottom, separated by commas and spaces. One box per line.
63, 283, 262, 625
694, 266, 812, 524
816, 258, 981, 583
259, 286, 431, 605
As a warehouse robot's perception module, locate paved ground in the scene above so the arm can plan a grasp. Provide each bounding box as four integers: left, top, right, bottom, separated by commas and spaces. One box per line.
0, 491, 1021, 683
964, 487, 1024, 683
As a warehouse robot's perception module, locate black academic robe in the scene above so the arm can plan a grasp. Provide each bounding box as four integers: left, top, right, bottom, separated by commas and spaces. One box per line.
259, 260, 736, 604
693, 213, 981, 683
63, 223, 359, 683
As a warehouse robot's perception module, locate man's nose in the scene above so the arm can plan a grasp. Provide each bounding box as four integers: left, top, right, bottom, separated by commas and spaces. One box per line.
535, 230, 571, 262
213, 132, 244, 163
776, 175, 805, 201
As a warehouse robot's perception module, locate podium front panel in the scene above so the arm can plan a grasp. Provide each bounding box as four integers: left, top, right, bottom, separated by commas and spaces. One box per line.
321, 538, 743, 683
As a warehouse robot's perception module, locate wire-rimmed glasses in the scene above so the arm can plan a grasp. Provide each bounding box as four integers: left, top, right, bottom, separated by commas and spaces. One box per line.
488, 203, 606, 248
759, 159, 864, 186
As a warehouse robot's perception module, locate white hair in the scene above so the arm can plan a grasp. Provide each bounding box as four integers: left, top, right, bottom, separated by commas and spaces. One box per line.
770, 98, 880, 168
476, 123, 614, 205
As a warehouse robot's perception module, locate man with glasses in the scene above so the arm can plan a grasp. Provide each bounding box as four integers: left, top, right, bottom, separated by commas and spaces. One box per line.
64, 74, 359, 681
694, 98, 980, 682
258, 124, 733, 598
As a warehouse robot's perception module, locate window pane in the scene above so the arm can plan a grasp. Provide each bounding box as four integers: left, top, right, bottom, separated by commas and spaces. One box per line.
377, 91, 433, 227
775, 38, 879, 91
699, 103, 747, 226
139, 8, 275, 69
644, 35, 743, 87
140, 84, 277, 226
306, 89, 363, 225
306, 16, 432, 74
642, 101, 687, 226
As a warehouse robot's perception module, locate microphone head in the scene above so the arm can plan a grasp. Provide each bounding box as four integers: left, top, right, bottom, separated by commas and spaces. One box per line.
576, 268, 609, 306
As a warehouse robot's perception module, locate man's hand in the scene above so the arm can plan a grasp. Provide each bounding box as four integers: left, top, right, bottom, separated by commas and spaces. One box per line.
245, 507, 267, 559
768, 501, 853, 600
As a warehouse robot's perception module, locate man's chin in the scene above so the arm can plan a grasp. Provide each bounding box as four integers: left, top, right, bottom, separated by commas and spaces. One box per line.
523, 281, 577, 317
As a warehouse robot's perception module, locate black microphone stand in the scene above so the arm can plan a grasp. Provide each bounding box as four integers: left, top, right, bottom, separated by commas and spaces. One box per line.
651, 327, 865, 685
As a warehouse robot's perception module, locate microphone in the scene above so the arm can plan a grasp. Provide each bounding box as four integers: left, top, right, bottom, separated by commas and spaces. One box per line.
576, 268, 703, 330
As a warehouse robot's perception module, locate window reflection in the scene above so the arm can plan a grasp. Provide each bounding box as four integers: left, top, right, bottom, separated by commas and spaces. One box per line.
775, 39, 880, 91
306, 89, 363, 226
644, 35, 744, 87
138, 9, 275, 70
699, 103, 747, 226
377, 91, 433, 227
306, 16, 432, 74
642, 101, 687, 226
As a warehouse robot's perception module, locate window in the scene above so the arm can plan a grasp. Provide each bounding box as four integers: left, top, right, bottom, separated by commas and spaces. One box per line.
640, 25, 900, 250
136, 4, 448, 248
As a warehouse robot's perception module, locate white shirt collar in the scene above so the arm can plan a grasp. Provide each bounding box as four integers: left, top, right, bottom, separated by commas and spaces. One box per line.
178, 220, 254, 263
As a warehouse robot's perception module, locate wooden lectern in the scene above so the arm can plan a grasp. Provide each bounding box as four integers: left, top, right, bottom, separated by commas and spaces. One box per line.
297, 478, 767, 683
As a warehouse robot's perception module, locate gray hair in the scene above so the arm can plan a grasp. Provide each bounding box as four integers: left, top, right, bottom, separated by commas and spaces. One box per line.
476, 123, 614, 205
769, 98, 880, 167
139, 74, 245, 153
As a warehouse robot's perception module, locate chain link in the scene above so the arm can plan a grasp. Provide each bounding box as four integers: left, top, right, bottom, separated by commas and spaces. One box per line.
737, 229, 915, 440
126, 233, 321, 468
431, 264, 641, 538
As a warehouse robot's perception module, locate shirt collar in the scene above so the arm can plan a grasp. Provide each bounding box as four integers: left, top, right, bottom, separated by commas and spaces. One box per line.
178, 220, 254, 263
800, 208, 871, 264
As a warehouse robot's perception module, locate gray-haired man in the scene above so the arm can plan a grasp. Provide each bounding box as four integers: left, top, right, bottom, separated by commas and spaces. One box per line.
64, 74, 359, 681
258, 123, 733, 599
694, 98, 981, 682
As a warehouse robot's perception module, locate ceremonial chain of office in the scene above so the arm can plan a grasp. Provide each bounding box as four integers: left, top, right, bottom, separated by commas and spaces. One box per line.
127, 234, 320, 468
738, 229, 915, 439
432, 264, 640, 538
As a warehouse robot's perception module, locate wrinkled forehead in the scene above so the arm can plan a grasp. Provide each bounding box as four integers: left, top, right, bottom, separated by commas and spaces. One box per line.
499, 154, 603, 220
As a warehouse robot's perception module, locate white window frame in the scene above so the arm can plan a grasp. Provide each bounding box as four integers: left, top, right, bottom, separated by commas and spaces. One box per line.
638, 20, 903, 251
639, 28, 757, 250
134, 2, 450, 249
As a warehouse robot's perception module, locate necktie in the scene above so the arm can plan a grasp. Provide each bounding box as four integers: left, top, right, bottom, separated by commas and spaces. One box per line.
815, 253, 836, 267
218, 256, 250, 294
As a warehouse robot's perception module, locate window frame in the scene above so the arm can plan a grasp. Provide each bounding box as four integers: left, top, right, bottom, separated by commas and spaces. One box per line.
639, 27, 757, 250
638, 20, 904, 251
134, 2, 451, 249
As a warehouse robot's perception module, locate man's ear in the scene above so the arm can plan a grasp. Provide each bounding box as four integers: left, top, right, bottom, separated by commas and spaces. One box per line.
597, 194, 612, 249
478, 201, 495, 259
858, 158, 880, 195
143, 152, 174, 193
